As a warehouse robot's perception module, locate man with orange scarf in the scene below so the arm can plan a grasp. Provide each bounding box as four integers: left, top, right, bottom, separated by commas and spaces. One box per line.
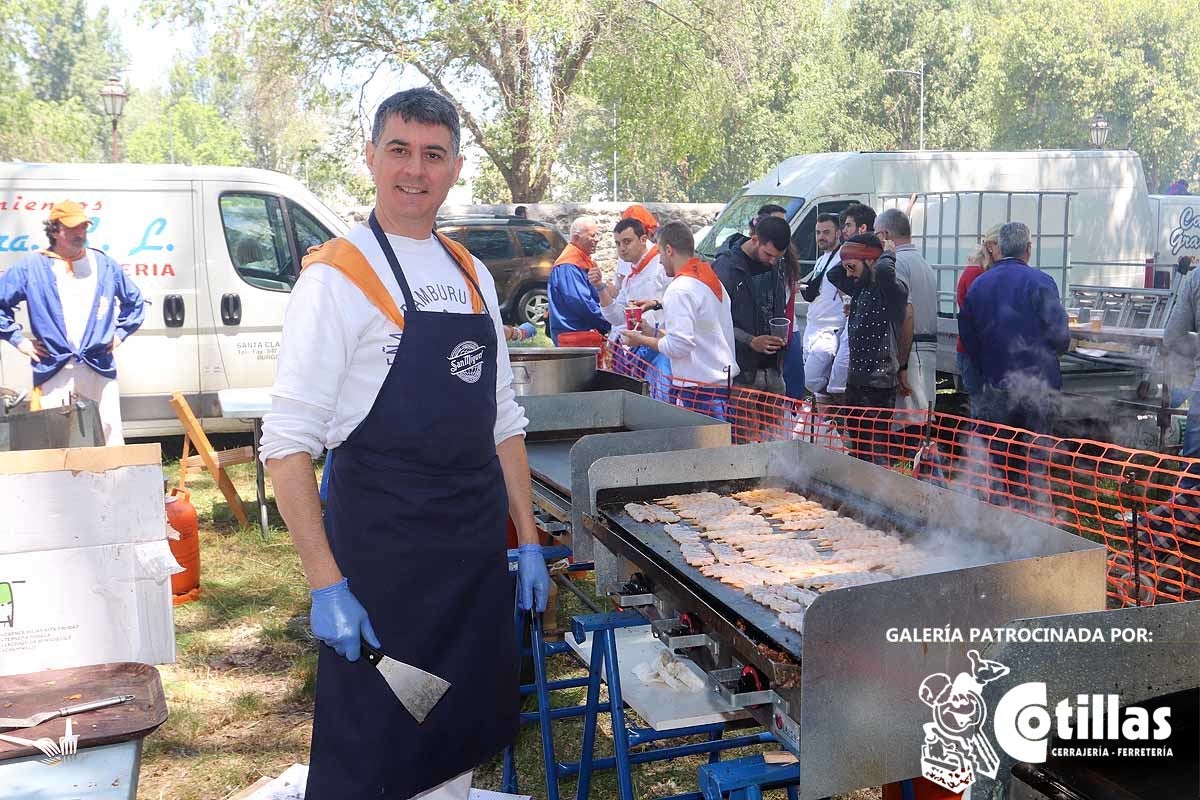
547, 215, 610, 344
619, 221, 737, 419
610, 204, 660, 292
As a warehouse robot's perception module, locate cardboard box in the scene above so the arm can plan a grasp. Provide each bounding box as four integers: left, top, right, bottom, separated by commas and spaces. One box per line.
0, 445, 176, 677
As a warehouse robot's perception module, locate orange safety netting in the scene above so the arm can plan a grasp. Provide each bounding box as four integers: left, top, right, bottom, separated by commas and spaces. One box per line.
600, 341, 1200, 607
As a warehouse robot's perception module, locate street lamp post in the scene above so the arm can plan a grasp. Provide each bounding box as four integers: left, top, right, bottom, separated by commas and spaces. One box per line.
884, 59, 926, 150
612, 105, 618, 202
1089, 114, 1111, 149
98, 77, 128, 162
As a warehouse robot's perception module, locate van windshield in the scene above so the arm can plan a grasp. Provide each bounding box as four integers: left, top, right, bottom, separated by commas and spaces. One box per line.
698, 194, 803, 259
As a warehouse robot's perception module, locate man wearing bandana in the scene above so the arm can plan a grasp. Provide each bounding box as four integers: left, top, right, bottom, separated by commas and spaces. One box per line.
827, 234, 909, 463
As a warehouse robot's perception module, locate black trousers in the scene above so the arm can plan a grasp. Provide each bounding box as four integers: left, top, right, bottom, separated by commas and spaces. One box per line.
844, 384, 897, 465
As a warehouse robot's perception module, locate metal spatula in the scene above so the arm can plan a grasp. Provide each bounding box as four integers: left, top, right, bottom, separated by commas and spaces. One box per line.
0, 694, 135, 730
361, 639, 450, 724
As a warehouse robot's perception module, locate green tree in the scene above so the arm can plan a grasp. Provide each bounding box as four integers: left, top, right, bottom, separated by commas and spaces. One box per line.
156, 0, 625, 202
984, 0, 1200, 189
0, 0, 126, 161
122, 93, 253, 166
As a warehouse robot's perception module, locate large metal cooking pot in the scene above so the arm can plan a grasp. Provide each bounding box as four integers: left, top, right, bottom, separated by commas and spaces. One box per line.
508, 347, 598, 396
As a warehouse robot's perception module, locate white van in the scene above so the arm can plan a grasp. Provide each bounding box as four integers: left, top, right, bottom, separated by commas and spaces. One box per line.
0, 163, 348, 436
1150, 193, 1200, 268
698, 149, 1155, 291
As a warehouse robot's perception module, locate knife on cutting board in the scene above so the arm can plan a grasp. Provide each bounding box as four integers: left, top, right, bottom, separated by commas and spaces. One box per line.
361, 638, 451, 724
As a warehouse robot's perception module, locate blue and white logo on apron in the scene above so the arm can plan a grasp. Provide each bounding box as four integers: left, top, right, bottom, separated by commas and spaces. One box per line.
448, 340, 487, 383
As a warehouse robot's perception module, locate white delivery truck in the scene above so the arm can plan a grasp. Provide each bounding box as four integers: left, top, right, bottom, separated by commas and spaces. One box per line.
0, 163, 348, 436
700, 149, 1154, 287
699, 149, 1157, 379
1150, 193, 1200, 268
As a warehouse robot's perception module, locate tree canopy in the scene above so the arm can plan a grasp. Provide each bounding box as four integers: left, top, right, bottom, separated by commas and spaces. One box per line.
3, 0, 1198, 205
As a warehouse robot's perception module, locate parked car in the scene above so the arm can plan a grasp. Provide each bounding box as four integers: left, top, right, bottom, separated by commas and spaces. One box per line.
436, 215, 565, 325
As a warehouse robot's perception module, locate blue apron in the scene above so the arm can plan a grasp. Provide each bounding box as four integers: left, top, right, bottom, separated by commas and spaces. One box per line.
306, 213, 518, 798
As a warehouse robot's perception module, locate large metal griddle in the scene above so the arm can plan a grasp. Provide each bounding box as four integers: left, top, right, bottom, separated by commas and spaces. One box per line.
580, 441, 1109, 799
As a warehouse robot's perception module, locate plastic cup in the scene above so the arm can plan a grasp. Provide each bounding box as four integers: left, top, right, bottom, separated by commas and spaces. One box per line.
769, 317, 791, 342
625, 306, 644, 330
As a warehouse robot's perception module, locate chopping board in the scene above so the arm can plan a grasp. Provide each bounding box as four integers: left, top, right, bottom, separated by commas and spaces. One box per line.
0, 662, 166, 763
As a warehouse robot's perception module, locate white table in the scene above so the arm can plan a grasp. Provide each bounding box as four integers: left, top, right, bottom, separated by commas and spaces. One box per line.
565, 626, 747, 730
216, 388, 272, 538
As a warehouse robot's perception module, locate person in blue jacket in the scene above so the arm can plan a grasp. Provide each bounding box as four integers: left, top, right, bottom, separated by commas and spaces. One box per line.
0, 200, 145, 445
546, 215, 610, 344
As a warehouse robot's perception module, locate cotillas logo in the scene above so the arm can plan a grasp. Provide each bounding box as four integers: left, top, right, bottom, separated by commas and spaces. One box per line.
994, 684, 1172, 764
918, 651, 1175, 792
448, 340, 486, 383
917, 650, 1010, 792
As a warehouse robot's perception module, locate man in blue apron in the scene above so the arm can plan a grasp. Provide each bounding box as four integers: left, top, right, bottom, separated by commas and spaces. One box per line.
262, 87, 550, 799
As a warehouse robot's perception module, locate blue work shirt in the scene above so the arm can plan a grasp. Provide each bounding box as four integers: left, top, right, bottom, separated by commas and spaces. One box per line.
959, 257, 1070, 390
547, 262, 610, 344
0, 248, 145, 386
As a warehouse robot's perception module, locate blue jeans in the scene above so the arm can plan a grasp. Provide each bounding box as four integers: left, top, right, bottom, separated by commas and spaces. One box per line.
956, 352, 983, 416
1184, 391, 1200, 460
782, 331, 806, 400
674, 385, 729, 421
647, 349, 673, 403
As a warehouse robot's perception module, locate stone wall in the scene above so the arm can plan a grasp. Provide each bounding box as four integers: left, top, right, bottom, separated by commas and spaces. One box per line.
348, 202, 725, 274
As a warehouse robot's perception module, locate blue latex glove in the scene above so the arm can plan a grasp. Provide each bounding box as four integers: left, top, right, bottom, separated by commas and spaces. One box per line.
517, 544, 551, 613
310, 578, 379, 662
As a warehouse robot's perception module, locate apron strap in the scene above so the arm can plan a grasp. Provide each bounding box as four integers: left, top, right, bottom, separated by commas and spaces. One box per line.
369, 211, 489, 317
432, 232, 489, 315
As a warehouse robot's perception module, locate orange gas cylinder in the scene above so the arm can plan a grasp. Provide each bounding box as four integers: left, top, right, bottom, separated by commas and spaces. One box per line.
166, 488, 202, 605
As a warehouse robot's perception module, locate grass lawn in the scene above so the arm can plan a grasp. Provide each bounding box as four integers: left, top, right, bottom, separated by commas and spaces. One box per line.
139, 445, 877, 800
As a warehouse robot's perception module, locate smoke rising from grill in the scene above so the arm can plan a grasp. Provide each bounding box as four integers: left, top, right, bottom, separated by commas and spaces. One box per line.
772, 439, 1062, 579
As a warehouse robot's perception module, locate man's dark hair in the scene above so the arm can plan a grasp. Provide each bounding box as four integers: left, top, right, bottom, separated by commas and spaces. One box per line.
750, 203, 788, 232
816, 212, 839, 226
42, 219, 62, 247
514, 205, 527, 218
840, 203, 876, 233
657, 221, 694, 257
754, 215, 791, 251
614, 217, 646, 238
371, 87, 461, 155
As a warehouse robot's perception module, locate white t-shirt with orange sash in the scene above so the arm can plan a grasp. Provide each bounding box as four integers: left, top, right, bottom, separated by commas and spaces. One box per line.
656, 258, 739, 385
258, 221, 528, 462
601, 246, 671, 332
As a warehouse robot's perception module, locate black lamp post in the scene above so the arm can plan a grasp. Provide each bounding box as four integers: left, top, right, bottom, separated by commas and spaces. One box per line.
99, 77, 128, 162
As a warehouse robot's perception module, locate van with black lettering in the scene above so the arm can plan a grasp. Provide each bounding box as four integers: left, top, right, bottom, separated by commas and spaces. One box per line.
0, 163, 347, 436
1150, 193, 1200, 270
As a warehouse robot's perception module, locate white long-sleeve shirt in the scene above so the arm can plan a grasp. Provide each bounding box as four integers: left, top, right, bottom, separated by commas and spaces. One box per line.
259, 222, 528, 462
601, 251, 672, 332
656, 275, 739, 384
801, 248, 845, 346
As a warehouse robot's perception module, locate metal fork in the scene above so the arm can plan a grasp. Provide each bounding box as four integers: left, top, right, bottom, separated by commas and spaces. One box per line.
58, 718, 78, 759
0, 732, 62, 763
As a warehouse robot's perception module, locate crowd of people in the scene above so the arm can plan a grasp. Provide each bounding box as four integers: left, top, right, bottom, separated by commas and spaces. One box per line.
546, 200, 1072, 463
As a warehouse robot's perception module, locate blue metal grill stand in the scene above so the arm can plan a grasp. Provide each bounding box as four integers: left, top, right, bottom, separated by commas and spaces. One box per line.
696, 755, 800, 799
500, 570, 782, 800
